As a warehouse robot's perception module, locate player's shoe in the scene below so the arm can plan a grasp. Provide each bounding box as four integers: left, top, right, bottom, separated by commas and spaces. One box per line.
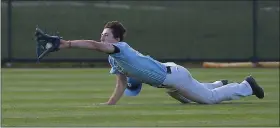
245, 75, 264, 99
220, 80, 228, 85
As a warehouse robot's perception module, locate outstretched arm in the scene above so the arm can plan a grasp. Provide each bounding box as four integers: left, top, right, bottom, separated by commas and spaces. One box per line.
59, 39, 116, 54
105, 73, 127, 105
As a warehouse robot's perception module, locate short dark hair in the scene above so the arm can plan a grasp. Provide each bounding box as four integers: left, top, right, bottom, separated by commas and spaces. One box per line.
104, 21, 126, 41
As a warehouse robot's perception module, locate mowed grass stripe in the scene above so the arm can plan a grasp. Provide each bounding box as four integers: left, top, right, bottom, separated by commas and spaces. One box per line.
2, 95, 173, 102
1, 68, 279, 127
1, 68, 110, 73
3, 68, 278, 76
4, 73, 277, 80
2, 114, 278, 127
2, 101, 278, 112
2, 101, 278, 109
3, 91, 277, 102
3, 112, 277, 120
2, 76, 114, 81
3, 105, 278, 117
2, 94, 278, 102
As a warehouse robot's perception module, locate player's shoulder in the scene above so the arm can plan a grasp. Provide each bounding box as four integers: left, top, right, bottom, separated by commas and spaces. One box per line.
112, 42, 132, 53
113, 42, 130, 48
110, 42, 134, 57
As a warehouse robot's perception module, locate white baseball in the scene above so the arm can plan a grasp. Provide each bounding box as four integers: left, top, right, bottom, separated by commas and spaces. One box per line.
45, 43, 53, 49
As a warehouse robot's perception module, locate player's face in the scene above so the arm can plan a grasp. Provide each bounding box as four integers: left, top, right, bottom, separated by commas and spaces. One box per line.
100, 28, 118, 43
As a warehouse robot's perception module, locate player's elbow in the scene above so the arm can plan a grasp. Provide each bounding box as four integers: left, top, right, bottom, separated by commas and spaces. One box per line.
88, 41, 100, 50
92, 42, 115, 53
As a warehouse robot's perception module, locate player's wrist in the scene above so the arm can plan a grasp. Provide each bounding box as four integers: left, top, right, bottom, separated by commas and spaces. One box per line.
67, 40, 72, 48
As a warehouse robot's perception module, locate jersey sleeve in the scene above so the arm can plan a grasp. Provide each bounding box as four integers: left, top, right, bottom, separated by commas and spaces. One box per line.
109, 42, 127, 58
110, 67, 120, 74
108, 56, 121, 74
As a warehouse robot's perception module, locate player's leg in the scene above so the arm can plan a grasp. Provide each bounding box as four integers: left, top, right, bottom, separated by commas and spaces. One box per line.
162, 62, 192, 103
165, 87, 192, 104
201, 80, 228, 89
209, 76, 264, 102
165, 80, 228, 103
162, 65, 263, 104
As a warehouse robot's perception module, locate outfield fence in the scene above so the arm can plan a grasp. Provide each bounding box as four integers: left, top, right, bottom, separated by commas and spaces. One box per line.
1, 0, 279, 63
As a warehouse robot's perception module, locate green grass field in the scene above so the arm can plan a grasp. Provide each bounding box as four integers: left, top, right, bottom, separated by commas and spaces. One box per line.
1, 68, 279, 127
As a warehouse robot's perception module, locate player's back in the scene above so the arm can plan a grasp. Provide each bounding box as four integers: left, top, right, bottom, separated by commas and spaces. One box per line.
108, 42, 167, 86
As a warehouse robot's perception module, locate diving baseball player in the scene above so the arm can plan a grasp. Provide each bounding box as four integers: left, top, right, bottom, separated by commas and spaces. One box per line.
35, 21, 264, 105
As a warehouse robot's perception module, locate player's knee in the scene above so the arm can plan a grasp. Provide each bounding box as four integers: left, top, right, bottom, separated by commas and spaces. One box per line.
196, 96, 219, 104
197, 99, 218, 104
166, 89, 191, 104
201, 100, 217, 104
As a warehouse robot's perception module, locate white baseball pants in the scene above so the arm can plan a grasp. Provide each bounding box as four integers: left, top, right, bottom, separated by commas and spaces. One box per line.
166, 81, 225, 103
162, 62, 253, 104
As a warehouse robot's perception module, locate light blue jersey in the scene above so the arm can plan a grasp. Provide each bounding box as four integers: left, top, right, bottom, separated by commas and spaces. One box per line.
108, 42, 167, 86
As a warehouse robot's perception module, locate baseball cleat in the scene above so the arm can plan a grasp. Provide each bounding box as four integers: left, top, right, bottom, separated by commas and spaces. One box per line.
220, 80, 228, 85
245, 75, 264, 99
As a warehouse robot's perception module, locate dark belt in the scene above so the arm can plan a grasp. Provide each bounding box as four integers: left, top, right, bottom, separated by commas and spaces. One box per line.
166, 66, 172, 74
157, 66, 172, 88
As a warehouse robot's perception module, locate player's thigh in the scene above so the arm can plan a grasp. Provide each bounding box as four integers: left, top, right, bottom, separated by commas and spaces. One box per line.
172, 66, 215, 104
166, 88, 192, 103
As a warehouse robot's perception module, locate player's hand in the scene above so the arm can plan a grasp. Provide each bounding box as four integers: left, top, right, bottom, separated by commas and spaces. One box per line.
99, 102, 116, 105
34, 27, 62, 61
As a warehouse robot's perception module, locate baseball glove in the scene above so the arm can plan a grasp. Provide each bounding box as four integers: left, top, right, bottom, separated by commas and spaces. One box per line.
34, 27, 62, 61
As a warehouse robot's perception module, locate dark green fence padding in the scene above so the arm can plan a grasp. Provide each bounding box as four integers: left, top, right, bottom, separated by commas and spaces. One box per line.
1, 1, 279, 60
